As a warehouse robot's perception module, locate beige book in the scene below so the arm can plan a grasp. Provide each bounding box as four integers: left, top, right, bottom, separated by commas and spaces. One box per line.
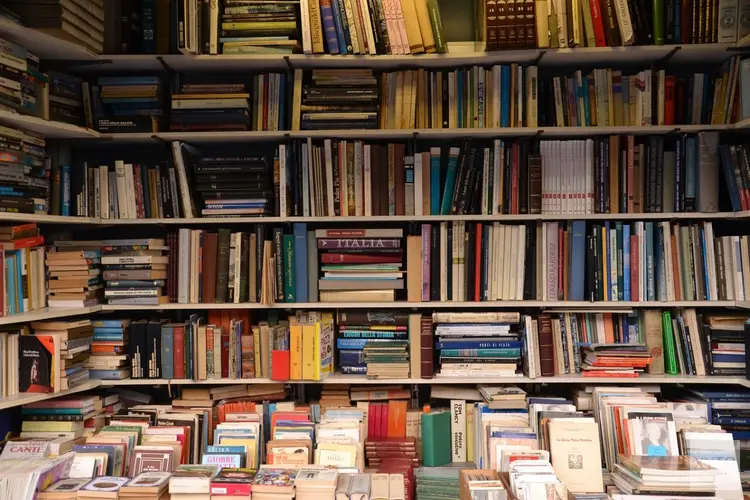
389, 474, 406, 500
197, 325, 207, 380
571, 0, 582, 45
643, 309, 665, 374
548, 420, 604, 493
291, 69, 303, 131
370, 474, 390, 500
408, 313, 422, 377
319, 290, 395, 302
579, 0, 595, 46
413, 0, 436, 52
307, 0, 325, 53
406, 236, 422, 301
400, 0, 425, 53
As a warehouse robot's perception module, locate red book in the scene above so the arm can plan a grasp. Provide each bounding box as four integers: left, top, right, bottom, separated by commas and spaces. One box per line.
271, 350, 290, 381
369, 403, 379, 439
627, 136, 635, 212
664, 76, 676, 125
582, 371, 639, 377
0, 235, 44, 250
588, 0, 608, 46
321, 253, 402, 264
558, 226, 564, 300
221, 326, 230, 378
474, 223, 481, 301
379, 402, 389, 439
173, 324, 185, 379
420, 316, 434, 378
630, 235, 639, 302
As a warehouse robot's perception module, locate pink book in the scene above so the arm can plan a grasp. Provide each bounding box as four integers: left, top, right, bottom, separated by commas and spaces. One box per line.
421, 224, 430, 301
383, 0, 404, 55
391, 0, 410, 54
23, 397, 98, 409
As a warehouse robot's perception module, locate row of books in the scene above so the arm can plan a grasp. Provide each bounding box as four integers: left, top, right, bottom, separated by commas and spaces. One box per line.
0, 224, 46, 316
0, 124, 49, 215
0, 36, 47, 119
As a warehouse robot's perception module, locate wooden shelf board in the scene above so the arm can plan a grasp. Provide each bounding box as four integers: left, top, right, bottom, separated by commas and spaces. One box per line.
0, 213, 100, 224
0, 380, 101, 410
0, 110, 99, 139
0, 306, 102, 326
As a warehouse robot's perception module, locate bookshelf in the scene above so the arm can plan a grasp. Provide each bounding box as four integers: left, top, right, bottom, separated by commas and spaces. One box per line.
0, 379, 101, 411
0, 306, 103, 327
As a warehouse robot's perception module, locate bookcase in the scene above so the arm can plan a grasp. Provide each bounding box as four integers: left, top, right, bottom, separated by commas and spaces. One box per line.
2, 2, 750, 493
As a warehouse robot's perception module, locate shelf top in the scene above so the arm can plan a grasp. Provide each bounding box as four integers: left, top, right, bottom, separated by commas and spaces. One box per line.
0, 110, 99, 139
0, 306, 103, 327
0, 17, 98, 62
0, 380, 101, 410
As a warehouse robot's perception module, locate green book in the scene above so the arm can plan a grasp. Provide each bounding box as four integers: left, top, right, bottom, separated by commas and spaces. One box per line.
283, 234, 295, 303
662, 311, 678, 374
426, 0, 446, 53
653, 0, 665, 45
421, 410, 452, 467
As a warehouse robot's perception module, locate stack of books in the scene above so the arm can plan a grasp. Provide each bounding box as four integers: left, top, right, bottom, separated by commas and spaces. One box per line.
190, 152, 273, 217
366, 437, 418, 469
171, 83, 250, 132
210, 468, 255, 497
93, 76, 164, 134
317, 228, 404, 302
20, 395, 101, 442
0, 37, 45, 117
101, 238, 169, 306
0, 125, 48, 215
31, 319, 93, 391
46, 246, 101, 309
1, 223, 46, 315
293, 69, 379, 130
86, 319, 130, 381
38, 479, 90, 500
120, 472, 171, 500
580, 343, 651, 377
704, 315, 747, 376
415, 467, 460, 500
169, 464, 221, 500
433, 312, 523, 378
293, 466, 339, 500
2, 0, 103, 53
613, 455, 719, 496
336, 311, 410, 376
220, 3, 300, 54
251, 466, 297, 500
682, 387, 750, 441
45, 71, 84, 127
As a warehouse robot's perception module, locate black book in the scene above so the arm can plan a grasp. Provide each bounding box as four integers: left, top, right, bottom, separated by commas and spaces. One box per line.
466, 223, 475, 301
593, 227, 603, 301
273, 228, 285, 302
452, 143, 475, 215
430, 224, 440, 301
255, 225, 264, 300
603, 139, 610, 213
587, 234, 595, 301
675, 136, 684, 212
19, 335, 52, 393
469, 152, 484, 214
503, 145, 512, 214
518, 139, 529, 214
332, 141, 341, 216
441, 71, 449, 128
523, 222, 536, 300
446, 224, 453, 300
146, 320, 163, 379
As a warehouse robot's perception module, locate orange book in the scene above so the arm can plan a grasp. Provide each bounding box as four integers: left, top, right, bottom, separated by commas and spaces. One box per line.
603, 313, 615, 343
671, 232, 682, 301
387, 400, 408, 438
582, 371, 639, 377
664, 75, 676, 125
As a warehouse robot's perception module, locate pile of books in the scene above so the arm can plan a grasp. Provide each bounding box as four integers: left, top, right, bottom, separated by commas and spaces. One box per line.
33, 319, 94, 391
580, 343, 651, 377
209, 468, 255, 497
2, 0, 103, 53
101, 238, 168, 306
317, 228, 404, 303
93, 76, 164, 134
45, 71, 84, 127
86, 319, 130, 381
0, 125, 48, 215
171, 83, 250, 132
46, 243, 102, 308
120, 472, 171, 500
336, 311, 409, 376
190, 151, 273, 217
366, 437, 418, 469
1, 223, 46, 315
221, 3, 300, 54
293, 466, 339, 500
613, 455, 719, 496
294, 69, 379, 130
433, 312, 523, 378
0, 37, 45, 117
250, 466, 297, 500
704, 314, 747, 376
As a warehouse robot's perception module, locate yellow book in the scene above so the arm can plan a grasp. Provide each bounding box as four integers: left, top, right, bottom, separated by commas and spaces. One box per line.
466, 405, 475, 463
221, 21, 296, 30
290, 322, 303, 380
319, 321, 335, 379
252, 326, 261, 378
21, 420, 82, 432
400, 0, 425, 53
220, 437, 258, 468
302, 323, 316, 380
313, 322, 322, 381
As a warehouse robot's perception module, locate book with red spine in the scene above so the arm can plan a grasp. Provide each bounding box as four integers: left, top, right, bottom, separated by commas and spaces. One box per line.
173, 324, 186, 379
588, 0, 608, 46
474, 223, 482, 301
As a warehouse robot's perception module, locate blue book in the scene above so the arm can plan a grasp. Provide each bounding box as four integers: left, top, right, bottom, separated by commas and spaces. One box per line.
688, 390, 750, 399
97, 76, 161, 86
715, 417, 750, 426
719, 145, 742, 211
685, 136, 697, 206
5, 255, 14, 314
330, 0, 350, 54
430, 151, 441, 215
94, 333, 125, 341
440, 149, 460, 215
712, 354, 746, 362
318, 0, 340, 54
645, 222, 655, 301
21, 407, 88, 415
605, 222, 612, 301
61, 164, 71, 216
570, 221, 586, 301
582, 76, 591, 126
92, 320, 128, 328
729, 431, 750, 440
654, 224, 664, 301
623, 224, 631, 301
440, 348, 521, 357
674, 0, 681, 41
293, 223, 308, 303
15, 252, 22, 313
500, 66, 510, 127
339, 351, 366, 366
336, 338, 407, 349
161, 325, 174, 379
436, 340, 523, 349
89, 369, 128, 380
700, 227, 709, 300
616, 222, 624, 301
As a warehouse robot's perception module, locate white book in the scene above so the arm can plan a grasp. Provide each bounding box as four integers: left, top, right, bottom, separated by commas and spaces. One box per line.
496, 224, 506, 301
662, 222, 675, 301
114, 160, 129, 219
517, 224, 526, 300
487, 225, 495, 301
526, 66, 538, 127
172, 142, 196, 218
492, 67, 502, 128
359, 0, 378, 54
414, 151, 422, 216
741, 236, 750, 302
125, 163, 137, 218
178, 228, 190, 304
364, 144, 373, 216
440, 222, 447, 301
233, 232, 242, 304
99, 165, 108, 219
723, 237, 735, 300
354, 141, 364, 216
508, 225, 519, 300
718, 0, 740, 41
190, 232, 199, 302
339, 141, 348, 215
492, 140, 501, 215
502, 226, 513, 300
613, 0, 634, 44
732, 236, 744, 300
299, 0, 313, 53
450, 400, 467, 462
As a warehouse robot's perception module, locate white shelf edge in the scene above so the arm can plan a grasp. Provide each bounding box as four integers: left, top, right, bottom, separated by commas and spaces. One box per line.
96, 375, 750, 387
0, 306, 102, 326
0, 380, 101, 410
0, 213, 100, 224
0, 110, 99, 139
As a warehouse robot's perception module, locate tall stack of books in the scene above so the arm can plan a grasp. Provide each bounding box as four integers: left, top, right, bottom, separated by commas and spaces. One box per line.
46, 244, 102, 308
293, 69, 379, 130
336, 311, 410, 377
2, 0, 104, 53
86, 319, 130, 381
316, 228, 404, 303
0, 37, 44, 117
580, 343, 652, 377
433, 312, 524, 378
30, 319, 93, 391
101, 238, 169, 306
0, 124, 48, 215
704, 315, 747, 376
190, 151, 273, 217
170, 83, 250, 132
45, 71, 84, 127
0, 223, 46, 315
220, 3, 300, 54
93, 76, 164, 133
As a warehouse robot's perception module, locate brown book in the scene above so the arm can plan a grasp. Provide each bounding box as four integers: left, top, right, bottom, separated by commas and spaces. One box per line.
201, 233, 218, 304
485, 0, 499, 50
395, 144, 406, 215
507, 0, 519, 47
420, 315, 434, 378
497, 0, 509, 48
528, 154, 542, 214
609, 135, 619, 213
643, 309, 665, 374
523, 0, 537, 47
407, 236, 422, 301
371, 145, 381, 216
538, 314, 555, 376
379, 145, 390, 215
